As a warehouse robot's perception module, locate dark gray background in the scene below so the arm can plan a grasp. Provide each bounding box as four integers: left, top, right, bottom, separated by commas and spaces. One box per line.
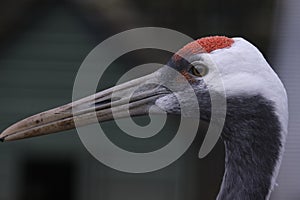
0, 0, 298, 199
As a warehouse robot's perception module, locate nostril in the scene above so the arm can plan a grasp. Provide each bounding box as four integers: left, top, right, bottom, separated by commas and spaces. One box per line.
95, 97, 121, 107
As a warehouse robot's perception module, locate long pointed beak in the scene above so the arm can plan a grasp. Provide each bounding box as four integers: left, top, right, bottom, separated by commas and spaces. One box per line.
0, 73, 169, 142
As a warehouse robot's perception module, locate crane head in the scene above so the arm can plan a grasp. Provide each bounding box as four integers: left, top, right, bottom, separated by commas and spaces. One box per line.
0, 36, 287, 142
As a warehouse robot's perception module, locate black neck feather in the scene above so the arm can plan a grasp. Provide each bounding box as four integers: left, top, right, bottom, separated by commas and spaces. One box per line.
217, 95, 282, 200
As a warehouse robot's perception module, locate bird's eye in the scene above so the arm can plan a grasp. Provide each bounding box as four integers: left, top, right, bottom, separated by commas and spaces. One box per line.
190, 64, 208, 77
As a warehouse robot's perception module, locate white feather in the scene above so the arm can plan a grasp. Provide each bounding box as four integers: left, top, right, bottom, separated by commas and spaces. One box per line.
207, 38, 288, 199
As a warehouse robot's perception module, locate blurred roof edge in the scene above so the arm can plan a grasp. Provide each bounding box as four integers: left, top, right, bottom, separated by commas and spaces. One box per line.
0, 0, 144, 45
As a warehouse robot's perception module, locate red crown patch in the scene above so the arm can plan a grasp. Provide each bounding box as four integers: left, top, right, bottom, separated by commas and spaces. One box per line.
175, 36, 234, 60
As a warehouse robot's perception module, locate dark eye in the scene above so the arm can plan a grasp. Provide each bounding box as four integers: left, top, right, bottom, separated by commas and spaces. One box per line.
190, 65, 208, 77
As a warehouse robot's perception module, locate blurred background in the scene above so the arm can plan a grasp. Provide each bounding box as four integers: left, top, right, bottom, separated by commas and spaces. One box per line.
0, 0, 299, 199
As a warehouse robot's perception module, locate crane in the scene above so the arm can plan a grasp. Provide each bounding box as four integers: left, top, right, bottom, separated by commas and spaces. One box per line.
0, 36, 288, 200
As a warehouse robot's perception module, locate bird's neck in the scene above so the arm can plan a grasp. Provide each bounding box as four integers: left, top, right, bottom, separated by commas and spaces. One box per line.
217, 95, 283, 200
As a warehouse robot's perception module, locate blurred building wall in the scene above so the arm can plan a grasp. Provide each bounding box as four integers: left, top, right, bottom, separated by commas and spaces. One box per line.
0, 0, 298, 199
0, 3, 223, 200
270, 0, 300, 199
